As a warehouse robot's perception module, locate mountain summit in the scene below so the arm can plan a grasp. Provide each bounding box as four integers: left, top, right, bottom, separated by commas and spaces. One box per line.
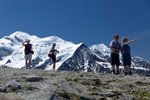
0, 31, 150, 76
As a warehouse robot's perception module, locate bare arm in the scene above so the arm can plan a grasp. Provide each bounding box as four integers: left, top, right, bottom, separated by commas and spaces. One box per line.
110, 47, 118, 51
125, 39, 137, 45
110, 46, 121, 53
22, 41, 26, 46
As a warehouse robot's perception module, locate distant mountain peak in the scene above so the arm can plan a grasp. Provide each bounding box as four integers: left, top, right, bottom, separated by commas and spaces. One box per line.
9, 31, 31, 38
43, 35, 67, 44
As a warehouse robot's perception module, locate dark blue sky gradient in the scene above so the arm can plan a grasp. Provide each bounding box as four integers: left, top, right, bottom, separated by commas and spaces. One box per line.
0, 0, 150, 60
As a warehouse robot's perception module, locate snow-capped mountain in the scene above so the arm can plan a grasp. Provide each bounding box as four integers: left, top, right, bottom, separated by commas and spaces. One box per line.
0, 31, 82, 70
0, 31, 150, 76
58, 43, 102, 72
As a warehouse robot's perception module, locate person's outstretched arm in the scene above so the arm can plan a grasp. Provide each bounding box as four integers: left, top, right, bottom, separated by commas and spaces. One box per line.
125, 39, 137, 45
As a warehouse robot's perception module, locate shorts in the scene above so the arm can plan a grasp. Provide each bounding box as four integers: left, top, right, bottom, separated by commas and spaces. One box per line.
111, 52, 120, 66
122, 54, 131, 66
25, 53, 32, 61
49, 54, 56, 62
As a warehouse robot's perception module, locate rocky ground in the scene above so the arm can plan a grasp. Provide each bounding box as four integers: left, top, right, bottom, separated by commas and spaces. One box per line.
0, 67, 150, 100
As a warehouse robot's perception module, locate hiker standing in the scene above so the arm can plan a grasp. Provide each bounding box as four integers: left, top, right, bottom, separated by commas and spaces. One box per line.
22, 39, 34, 69
110, 34, 122, 74
121, 36, 137, 75
48, 43, 59, 70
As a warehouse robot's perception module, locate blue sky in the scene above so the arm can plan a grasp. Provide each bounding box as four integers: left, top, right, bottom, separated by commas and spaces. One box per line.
0, 0, 150, 60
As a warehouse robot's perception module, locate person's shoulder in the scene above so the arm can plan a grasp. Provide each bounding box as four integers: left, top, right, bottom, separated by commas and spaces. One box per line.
28, 43, 32, 46
110, 40, 115, 47
24, 44, 27, 46
110, 40, 115, 44
112, 39, 116, 42
122, 43, 126, 46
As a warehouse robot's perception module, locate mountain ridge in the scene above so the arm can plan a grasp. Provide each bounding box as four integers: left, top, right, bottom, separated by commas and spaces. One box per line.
0, 31, 150, 76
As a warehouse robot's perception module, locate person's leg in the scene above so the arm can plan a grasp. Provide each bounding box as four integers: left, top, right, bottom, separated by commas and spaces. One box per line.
116, 54, 120, 74
53, 62, 56, 70
51, 55, 56, 70
116, 66, 120, 74
49, 54, 53, 65
124, 66, 128, 75
123, 54, 128, 75
111, 53, 116, 74
25, 60, 28, 69
111, 65, 116, 74
128, 65, 132, 75
128, 55, 132, 75
28, 54, 32, 69
25, 55, 28, 69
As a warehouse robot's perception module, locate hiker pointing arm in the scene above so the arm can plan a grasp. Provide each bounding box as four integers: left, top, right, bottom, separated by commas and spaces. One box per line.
121, 37, 137, 75
124, 39, 137, 45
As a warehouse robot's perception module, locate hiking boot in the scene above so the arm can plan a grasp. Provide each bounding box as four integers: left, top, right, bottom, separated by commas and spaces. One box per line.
124, 72, 128, 75
116, 70, 120, 75
128, 71, 132, 75
112, 70, 116, 75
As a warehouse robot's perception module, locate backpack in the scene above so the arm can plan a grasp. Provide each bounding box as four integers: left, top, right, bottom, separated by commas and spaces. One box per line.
48, 50, 54, 57
48, 49, 58, 57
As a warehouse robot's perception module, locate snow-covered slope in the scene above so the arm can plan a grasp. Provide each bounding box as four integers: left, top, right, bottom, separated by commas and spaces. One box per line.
0, 31, 81, 70
58, 43, 102, 72
0, 31, 150, 76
